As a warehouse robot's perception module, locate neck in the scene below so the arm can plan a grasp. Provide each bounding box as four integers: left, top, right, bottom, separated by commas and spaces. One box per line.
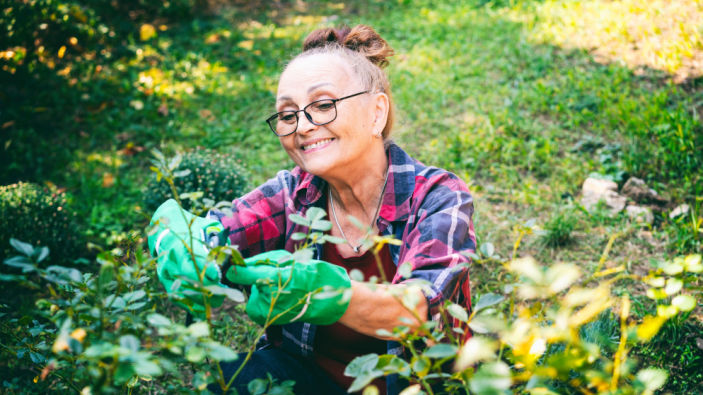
326, 142, 388, 223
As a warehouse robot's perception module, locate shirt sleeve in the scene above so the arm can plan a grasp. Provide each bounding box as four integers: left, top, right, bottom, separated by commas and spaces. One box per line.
395, 171, 476, 320
207, 170, 294, 257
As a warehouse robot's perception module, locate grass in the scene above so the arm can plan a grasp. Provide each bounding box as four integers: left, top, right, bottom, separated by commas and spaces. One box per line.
3, 0, 702, 390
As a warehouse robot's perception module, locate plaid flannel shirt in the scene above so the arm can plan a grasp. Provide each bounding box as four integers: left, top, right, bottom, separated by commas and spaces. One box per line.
208, 142, 476, 362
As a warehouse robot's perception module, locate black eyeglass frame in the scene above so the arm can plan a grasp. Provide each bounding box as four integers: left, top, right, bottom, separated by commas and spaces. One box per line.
266, 90, 369, 136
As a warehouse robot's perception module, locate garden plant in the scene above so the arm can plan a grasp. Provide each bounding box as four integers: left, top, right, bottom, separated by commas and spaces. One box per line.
2, 0, 702, 393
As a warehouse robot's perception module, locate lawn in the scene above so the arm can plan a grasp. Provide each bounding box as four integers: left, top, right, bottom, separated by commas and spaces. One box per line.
1, 0, 702, 393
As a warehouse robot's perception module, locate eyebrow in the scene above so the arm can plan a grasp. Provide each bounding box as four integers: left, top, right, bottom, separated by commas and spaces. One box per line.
276, 82, 335, 103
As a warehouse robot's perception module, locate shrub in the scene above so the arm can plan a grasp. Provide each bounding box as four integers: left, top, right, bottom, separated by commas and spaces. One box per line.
540, 206, 579, 248
144, 148, 251, 212
0, 182, 84, 265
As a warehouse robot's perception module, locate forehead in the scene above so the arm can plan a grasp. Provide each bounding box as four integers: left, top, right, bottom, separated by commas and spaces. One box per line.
277, 53, 358, 99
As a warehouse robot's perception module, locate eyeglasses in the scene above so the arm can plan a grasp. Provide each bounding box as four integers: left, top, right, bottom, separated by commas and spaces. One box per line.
266, 91, 368, 136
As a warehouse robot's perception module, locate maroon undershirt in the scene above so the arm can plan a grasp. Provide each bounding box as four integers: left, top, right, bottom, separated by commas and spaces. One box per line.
313, 241, 396, 394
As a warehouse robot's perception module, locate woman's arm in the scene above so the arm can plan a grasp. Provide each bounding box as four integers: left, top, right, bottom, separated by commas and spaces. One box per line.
339, 281, 428, 339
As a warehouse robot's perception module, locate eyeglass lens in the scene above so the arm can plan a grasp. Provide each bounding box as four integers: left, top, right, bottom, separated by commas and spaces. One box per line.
271, 99, 337, 136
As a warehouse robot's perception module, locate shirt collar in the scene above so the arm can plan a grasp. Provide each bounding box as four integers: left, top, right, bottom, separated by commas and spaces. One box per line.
292, 142, 416, 224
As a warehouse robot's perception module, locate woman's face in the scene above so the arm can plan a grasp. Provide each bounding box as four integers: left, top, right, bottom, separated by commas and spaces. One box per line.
275, 53, 382, 180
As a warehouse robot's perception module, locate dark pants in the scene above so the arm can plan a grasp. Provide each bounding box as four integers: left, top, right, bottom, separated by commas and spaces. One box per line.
207, 348, 347, 395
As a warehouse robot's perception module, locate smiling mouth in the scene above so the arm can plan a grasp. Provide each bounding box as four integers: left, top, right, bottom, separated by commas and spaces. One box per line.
301, 138, 334, 151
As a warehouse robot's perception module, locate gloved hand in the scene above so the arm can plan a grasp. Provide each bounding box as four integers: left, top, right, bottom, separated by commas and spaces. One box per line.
227, 251, 351, 326
148, 199, 229, 313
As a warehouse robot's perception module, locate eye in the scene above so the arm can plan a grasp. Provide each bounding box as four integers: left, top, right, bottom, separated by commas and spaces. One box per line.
278, 112, 297, 124
310, 100, 335, 112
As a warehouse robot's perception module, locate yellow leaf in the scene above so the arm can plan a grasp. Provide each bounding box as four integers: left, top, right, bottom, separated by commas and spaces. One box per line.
70, 328, 87, 343
636, 315, 666, 341
102, 172, 115, 188
52, 337, 69, 353
58, 45, 66, 59
140, 24, 157, 41
238, 40, 254, 50
620, 295, 630, 320
656, 304, 678, 318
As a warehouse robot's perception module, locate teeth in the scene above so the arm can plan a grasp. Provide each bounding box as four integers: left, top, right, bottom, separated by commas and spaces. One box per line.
302, 138, 332, 151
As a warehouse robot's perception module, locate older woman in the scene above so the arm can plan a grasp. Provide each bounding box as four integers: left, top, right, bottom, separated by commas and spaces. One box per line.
150, 25, 475, 395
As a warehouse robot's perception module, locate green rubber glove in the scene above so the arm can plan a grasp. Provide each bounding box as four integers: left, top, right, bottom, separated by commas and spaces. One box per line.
148, 199, 228, 314
227, 252, 352, 326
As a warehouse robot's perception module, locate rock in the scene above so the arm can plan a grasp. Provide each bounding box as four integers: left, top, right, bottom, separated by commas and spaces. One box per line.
669, 204, 690, 219
626, 205, 654, 224
621, 177, 667, 205
581, 177, 627, 214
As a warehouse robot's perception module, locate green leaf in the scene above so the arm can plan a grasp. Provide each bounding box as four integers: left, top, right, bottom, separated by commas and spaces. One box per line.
3, 256, 36, 273
411, 356, 430, 377
447, 303, 468, 322
479, 242, 494, 258
186, 346, 206, 363
345, 353, 379, 377
469, 361, 512, 394
311, 219, 332, 232
123, 290, 146, 303
397, 262, 413, 279
350, 269, 365, 282
248, 378, 268, 395
132, 353, 162, 377
205, 342, 238, 361
375, 329, 393, 337
173, 169, 191, 178
46, 265, 82, 283
289, 213, 311, 227
10, 238, 34, 257
306, 207, 327, 222
207, 285, 245, 303
291, 232, 307, 241
423, 343, 457, 359
292, 248, 313, 263
99, 262, 114, 286
35, 246, 49, 263
168, 153, 182, 171
84, 343, 117, 358
636, 367, 668, 391
348, 372, 384, 393
127, 301, 147, 311
120, 335, 140, 352
475, 293, 505, 312
187, 321, 210, 338
29, 351, 46, 364
147, 313, 172, 327
322, 235, 347, 244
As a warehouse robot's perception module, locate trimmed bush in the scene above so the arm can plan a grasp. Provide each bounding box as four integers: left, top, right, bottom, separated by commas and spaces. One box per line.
144, 148, 251, 212
0, 182, 84, 264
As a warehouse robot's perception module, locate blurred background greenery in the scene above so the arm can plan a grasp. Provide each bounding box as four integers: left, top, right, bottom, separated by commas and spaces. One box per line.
1, 0, 702, 392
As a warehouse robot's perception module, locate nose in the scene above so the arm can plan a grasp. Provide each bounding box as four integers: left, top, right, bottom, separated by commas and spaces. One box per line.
295, 110, 317, 134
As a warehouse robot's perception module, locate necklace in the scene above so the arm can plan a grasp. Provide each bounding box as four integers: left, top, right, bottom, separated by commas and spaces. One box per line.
329, 167, 389, 253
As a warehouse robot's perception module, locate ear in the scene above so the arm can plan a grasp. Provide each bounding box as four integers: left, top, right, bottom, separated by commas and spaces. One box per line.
371, 92, 389, 137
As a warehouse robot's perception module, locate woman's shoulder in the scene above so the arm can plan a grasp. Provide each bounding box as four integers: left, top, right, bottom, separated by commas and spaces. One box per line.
388, 142, 470, 194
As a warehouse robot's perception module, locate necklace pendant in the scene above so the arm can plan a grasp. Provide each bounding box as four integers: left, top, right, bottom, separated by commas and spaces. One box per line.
352, 245, 360, 253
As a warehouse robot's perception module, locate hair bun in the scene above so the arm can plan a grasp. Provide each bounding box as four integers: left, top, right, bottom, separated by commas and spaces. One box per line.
302, 26, 352, 51
342, 25, 393, 68
302, 25, 394, 68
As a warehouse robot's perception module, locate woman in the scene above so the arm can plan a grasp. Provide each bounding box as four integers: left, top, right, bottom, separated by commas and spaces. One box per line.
151, 24, 476, 395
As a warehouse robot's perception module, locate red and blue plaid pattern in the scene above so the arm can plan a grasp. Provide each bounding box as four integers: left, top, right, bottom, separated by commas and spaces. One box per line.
208, 143, 476, 358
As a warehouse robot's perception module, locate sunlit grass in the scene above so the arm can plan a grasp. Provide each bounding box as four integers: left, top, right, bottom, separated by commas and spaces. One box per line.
514, 0, 703, 82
